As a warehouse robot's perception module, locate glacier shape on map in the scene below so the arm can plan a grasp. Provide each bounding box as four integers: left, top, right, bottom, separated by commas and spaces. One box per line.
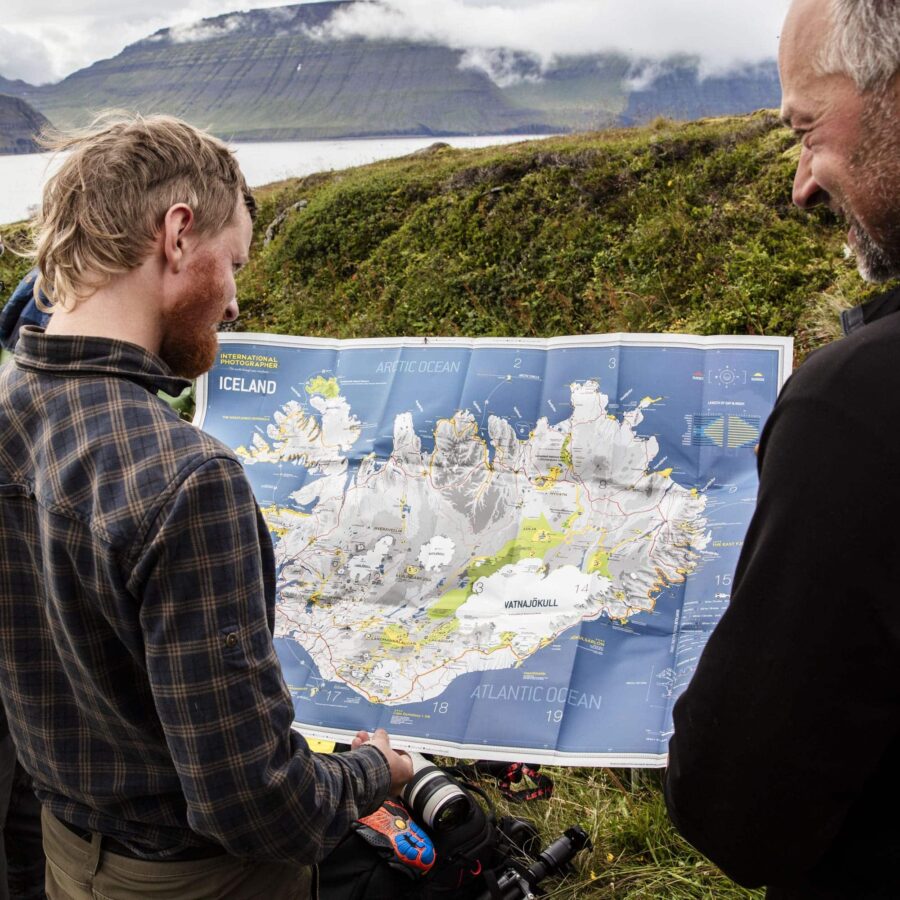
239, 379, 710, 705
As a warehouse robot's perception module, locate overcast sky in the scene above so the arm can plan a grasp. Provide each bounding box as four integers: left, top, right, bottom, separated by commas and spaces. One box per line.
1, 0, 790, 86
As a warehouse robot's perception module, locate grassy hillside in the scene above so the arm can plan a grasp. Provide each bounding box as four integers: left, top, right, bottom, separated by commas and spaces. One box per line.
0, 221, 33, 306
238, 111, 881, 362
1, 112, 891, 897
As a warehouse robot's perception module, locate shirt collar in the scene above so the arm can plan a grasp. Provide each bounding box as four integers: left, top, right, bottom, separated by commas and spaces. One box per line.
13, 326, 192, 397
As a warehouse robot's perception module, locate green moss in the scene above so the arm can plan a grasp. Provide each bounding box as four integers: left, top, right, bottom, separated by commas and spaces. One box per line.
0, 224, 34, 311
236, 112, 893, 364
7, 111, 866, 364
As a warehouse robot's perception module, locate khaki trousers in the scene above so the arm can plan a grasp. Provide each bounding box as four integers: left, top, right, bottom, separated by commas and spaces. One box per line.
42, 808, 313, 900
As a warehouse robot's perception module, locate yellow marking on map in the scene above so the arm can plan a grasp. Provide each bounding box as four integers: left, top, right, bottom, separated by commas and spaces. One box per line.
381, 624, 410, 650
418, 619, 459, 647
560, 434, 573, 468
260, 505, 311, 538
427, 586, 469, 621
561, 489, 585, 531
587, 547, 612, 578
535, 466, 562, 491
427, 514, 565, 620
406, 565, 420, 577
656, 467, 673, 478
486, 631, 518, 653
305, 376, 340, 399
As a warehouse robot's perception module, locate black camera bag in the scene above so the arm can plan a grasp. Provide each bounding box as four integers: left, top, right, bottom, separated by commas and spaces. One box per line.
319, 785, 503, 900
318, 822, 422, 900
419, 784, 509, 899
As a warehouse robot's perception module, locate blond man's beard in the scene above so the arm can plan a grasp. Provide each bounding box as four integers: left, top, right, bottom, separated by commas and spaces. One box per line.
159, 252, 227, 379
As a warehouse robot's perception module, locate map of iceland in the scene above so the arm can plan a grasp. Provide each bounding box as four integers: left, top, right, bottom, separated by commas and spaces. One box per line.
196, 334, 791, 764
239, 378, 710, 706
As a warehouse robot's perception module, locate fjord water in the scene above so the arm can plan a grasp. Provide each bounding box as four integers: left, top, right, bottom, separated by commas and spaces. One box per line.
0, 134, 548, 226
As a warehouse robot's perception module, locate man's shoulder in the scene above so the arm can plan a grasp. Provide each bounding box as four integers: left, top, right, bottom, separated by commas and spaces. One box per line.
6, 371, 245, 546
111, 384, 241, 484
787, 311, 900, 405
86, 394, 247, 551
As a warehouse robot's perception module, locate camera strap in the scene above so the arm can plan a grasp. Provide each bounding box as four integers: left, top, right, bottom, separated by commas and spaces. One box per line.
455, 761, 554, 803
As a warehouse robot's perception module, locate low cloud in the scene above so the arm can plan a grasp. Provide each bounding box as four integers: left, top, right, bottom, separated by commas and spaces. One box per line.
624, 61, 668, 93
0, 26, 67, 85
0, 0, 300, 82
168, 14, 244, 44
1, 0, 790, 86
458, 48, 543, 87
312, 0, 789, 84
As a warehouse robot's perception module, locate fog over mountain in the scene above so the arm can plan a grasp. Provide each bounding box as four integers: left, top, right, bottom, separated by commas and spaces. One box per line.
0, 1, 783, 146
312, 0, 787, 83
2, 0, 788, 85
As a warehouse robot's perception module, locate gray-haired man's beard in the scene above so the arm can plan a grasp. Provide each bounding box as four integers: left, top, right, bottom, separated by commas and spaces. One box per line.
850, 96, 900, 283
850, 217, 900, 283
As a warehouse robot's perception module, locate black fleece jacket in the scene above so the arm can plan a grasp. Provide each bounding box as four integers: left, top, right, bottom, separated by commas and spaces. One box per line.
666, 297, 900, 899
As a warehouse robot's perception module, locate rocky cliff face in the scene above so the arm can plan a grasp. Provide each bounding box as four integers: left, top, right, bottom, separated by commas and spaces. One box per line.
0, 95, 49, 154
12, 2, 780, 142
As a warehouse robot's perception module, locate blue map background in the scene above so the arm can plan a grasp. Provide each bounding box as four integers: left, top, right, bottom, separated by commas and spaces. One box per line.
196, 335, 790, 764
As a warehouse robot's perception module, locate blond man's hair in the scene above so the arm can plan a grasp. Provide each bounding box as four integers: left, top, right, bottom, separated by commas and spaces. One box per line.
34, 112, 255, 310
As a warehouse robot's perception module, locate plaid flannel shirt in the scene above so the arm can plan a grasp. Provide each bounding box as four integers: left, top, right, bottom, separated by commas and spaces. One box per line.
0, 327, 390, 862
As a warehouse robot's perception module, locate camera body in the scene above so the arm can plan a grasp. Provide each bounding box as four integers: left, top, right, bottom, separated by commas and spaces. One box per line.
474, 826, 593, 900
400, 754, 591, 899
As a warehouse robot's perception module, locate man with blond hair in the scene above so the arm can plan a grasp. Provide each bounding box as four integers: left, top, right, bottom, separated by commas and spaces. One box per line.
666, 1, 900, 897
0, 114, 412, 899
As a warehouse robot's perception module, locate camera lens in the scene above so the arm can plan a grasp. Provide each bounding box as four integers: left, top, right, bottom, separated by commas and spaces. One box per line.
401, 756, 472, 832
427, 784, 470, 831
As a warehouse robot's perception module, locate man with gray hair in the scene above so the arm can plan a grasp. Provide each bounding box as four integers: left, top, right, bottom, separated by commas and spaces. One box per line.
666, 1, 900, 897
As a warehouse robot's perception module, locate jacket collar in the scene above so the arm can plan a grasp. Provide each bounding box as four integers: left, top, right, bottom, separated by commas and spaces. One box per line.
841, 286, 900, 336
13, 326, 191, 397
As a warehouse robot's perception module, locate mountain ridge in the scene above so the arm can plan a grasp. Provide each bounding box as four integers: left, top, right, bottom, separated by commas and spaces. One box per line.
0, 95, 50, 154
5, 2, 780, 145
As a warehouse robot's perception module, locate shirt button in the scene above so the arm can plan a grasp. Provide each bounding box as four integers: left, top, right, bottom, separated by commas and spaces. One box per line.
225, 633, 239, 649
